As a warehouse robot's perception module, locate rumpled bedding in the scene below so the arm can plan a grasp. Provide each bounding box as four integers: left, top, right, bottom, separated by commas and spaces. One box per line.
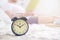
0, 24, 60, 40
28, 24, 60, 39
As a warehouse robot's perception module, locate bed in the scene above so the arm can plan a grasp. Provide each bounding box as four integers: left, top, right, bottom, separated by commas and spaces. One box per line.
0, 24, 60, 40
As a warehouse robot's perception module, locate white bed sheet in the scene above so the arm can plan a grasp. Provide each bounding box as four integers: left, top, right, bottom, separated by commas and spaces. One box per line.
27, 24, 60, 39
0, 24, 60, 40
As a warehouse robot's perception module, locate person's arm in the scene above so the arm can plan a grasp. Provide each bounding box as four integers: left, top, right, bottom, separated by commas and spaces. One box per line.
0, 8, 12, 24
5, 10, 25, 19
5, 10, 13, 19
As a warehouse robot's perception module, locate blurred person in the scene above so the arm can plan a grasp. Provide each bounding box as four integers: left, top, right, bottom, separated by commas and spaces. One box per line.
0, 0, 25, 18
0, 0, 35, 23
0, 0, 25, 35
0, 0, 37, 35
0, 8, 13, 35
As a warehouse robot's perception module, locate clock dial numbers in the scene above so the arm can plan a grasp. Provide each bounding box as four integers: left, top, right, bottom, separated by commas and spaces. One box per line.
12, 20, 28, 34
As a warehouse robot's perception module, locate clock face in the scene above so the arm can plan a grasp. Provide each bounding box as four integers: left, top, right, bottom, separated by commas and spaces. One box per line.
12, 19, 29, 35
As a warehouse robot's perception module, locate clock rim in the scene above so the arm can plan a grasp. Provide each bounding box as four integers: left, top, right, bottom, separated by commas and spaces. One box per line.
11, 19, 29, 36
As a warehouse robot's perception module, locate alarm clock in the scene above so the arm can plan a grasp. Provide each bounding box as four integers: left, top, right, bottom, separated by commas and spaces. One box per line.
11, 17, 29, 36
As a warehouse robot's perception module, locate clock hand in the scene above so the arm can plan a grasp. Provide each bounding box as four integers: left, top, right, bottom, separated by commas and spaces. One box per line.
17, 25, 20, 27
14, 24, 20, 27
18, 24, 25, 28
14, 24, 22, 28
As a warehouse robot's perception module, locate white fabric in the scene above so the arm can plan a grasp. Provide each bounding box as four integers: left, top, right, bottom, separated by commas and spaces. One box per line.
0, 8, 13, 35
0, 2, 25, 17
27, 24, 60, 39
0, 8, 12, 24
53, 18, 60, 25
16, 0, 30, 9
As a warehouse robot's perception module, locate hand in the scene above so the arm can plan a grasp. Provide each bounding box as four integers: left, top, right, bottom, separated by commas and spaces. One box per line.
17, 24, 25, 28
14, 23, 25, 28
